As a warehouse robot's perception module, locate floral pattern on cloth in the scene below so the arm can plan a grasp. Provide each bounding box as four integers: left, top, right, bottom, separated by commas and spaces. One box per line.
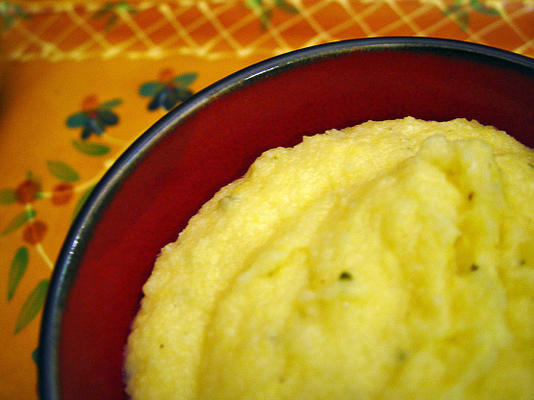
139, 69, 198, 111
245, 0, 299, 27
2, 0, 533, 61
1, 70, 199, 346
92, 1, 138, 32
444, 0, 500, 30
0, 1, 28, 31
66, 96, 122, 139
2, 162, 81, 333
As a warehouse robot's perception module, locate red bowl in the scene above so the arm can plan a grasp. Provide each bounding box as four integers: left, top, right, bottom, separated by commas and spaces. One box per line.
39, 38, 534, 399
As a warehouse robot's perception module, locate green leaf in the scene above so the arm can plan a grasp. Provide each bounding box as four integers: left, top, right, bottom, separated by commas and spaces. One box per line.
0, 188, 16, 204
47, 160, 80, 183
105, 14, 119, 31
245, 0, 263, 10
117, 1, 137, 14
139, 81, 163, 96
93, 8, 110, 19
66, 112, 89, 128
27, 170, 38, 182
444, 0, 462, 15
92, 2, 114, 18
14, 279, 49, 334
455, 9, 469, 31
1, 209, 35, 236
2, 15, 14, 31
8, 247, 29, 301
72, 139, 110, 156
259, 7, 272, 28
173, 73, 198, 87
246, 0, 273, 27
72, 185, 95, 220
470, 0, 499, 15
14, 4, 29, 19
99, 98, 122, 108
275, 0, 298, 14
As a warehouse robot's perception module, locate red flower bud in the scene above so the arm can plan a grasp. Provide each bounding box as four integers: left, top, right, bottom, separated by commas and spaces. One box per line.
158, 68, 174, 83
82, 94, 99, 111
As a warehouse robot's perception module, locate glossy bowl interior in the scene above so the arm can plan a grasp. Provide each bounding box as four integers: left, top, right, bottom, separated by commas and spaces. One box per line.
39, 38, 534, 400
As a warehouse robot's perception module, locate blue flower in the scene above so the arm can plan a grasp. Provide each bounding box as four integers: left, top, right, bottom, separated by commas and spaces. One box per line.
66, 95, 122, 139
139, 69, 197, 111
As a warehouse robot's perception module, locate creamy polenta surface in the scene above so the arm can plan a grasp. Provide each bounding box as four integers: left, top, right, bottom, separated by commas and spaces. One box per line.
125, 117, 534, 400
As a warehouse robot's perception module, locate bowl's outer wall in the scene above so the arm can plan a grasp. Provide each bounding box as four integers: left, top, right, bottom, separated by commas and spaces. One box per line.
55, 45, 534, 399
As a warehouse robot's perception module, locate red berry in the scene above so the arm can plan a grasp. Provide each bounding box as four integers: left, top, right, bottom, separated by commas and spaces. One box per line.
51, 182, 74, 205
15, 180, 41, 204
23, 220, 47, 245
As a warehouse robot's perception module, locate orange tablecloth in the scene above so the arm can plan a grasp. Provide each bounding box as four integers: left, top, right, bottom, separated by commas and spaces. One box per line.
0, 1, 533, 398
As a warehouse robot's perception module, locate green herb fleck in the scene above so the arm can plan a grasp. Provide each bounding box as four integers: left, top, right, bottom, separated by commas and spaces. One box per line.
339, 271, 352, 281
468, 191, 474, 201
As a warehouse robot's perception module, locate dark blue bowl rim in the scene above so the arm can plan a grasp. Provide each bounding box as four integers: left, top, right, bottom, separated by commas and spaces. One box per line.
38, 37, 534, 400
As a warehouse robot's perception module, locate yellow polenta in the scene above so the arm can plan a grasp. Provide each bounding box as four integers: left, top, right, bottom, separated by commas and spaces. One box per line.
125, 117, 534, 400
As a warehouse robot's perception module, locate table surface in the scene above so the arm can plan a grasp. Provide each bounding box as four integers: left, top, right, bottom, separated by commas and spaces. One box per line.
0, 0, 533, 398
